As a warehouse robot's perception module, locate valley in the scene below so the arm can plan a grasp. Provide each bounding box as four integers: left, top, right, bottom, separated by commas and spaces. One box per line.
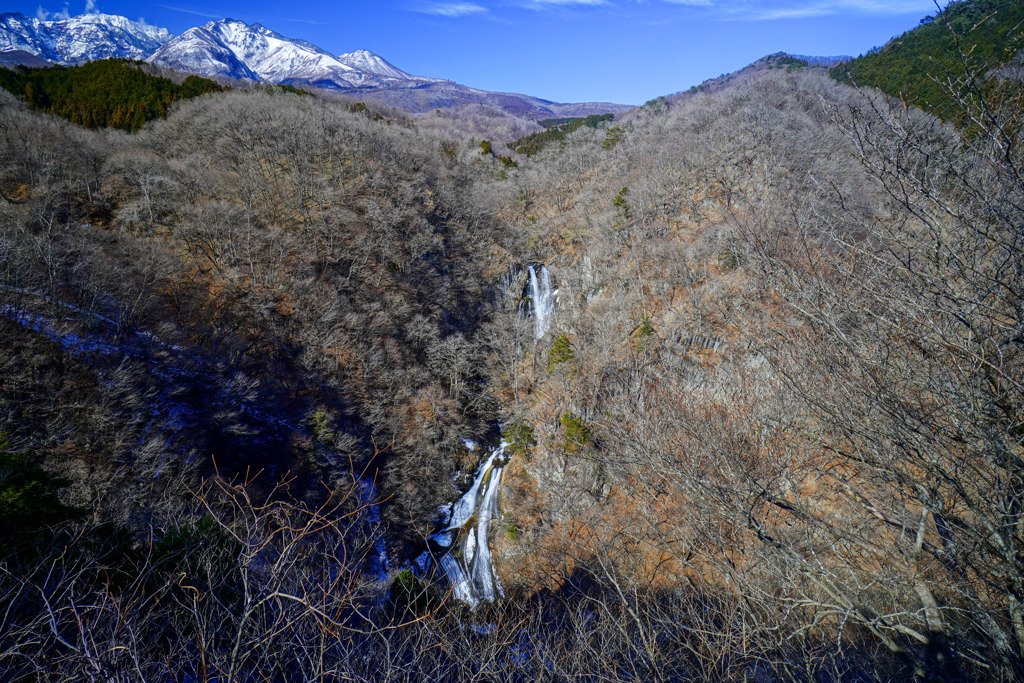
0, 0, 1022, 680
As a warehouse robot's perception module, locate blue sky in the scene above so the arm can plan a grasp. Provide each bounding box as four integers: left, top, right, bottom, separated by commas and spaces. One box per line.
22, 0, 939, 104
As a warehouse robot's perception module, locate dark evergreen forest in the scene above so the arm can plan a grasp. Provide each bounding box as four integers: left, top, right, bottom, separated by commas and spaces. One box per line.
0, 59, 223, 131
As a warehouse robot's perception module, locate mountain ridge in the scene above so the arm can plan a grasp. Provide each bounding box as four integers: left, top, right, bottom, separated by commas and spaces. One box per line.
0, 12, 628, 118
0, 12, 173, 64
147, 18, 424, 90
831, 0, 1024, 121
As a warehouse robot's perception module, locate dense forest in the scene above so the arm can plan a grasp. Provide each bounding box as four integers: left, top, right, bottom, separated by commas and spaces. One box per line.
0, 1, 1022, 680
0, 59, 223, 131
832, 0, 1024, 121
513, 113, 614, 155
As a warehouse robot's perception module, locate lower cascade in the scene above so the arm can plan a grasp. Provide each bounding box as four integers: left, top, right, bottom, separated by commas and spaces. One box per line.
430, 443, 508, 608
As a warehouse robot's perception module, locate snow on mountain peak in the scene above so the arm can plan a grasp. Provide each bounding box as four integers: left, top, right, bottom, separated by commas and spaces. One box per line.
65, 13, 174, 42
151, 18, 434, 90
0, 11, 174, 64
0, 10, 431, 91
0, 11, 628, 118
336, 49, 421, 80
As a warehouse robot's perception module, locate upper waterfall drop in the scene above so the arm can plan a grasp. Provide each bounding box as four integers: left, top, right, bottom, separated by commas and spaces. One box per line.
526, 264, 555, 340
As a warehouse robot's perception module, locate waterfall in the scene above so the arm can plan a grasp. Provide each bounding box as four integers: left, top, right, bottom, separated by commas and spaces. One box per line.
430, 444, 507, 608
526, 264, 555, 340
356, 479, 389, 581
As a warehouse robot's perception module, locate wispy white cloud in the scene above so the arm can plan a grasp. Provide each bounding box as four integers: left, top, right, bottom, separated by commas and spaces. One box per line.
661, 0, 934, 20
758, 0, 932, 20
417, 2, 489, 17
36, 5, 49, 20
84, 0, 97, 12
156, 4, 224, 19
522, 0, 609, 6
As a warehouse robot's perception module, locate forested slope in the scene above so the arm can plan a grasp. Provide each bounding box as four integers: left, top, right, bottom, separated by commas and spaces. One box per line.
0, 85, 524, 537
0, 59, 223, 130
831, 0, 1024, 121
482, 46, 1022, 680
0, 9, 1022, 679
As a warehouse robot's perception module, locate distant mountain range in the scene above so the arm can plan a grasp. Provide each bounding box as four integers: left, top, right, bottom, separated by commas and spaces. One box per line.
0, 12, 172, 63
0, 12, 628, 117
0, 48, 51, 68
147, 18, 440, 90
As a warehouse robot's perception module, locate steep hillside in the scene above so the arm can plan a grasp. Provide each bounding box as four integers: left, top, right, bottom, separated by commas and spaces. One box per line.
472, 55, 1023, 680
831, 0, 1024, 120
0, 84, 518, 541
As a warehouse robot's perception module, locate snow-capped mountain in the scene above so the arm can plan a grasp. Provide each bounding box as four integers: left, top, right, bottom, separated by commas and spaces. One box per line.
0, 13, 628, 118
147, 19, 627, 116
337, 49, 416, 81
148, 19, 440, 90
0, 12, 173, 64
144, 22, 259, 81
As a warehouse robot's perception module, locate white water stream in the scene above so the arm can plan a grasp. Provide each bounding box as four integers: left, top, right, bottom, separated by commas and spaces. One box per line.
420, 264, 551, 606
526, 264, 555, 340
431, 444, 507, 608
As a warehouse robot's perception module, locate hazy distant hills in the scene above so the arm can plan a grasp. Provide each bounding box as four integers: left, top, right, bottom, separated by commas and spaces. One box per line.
0, 48, 52, 68
332, 79, 631, 118
0, 12, 628, 117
